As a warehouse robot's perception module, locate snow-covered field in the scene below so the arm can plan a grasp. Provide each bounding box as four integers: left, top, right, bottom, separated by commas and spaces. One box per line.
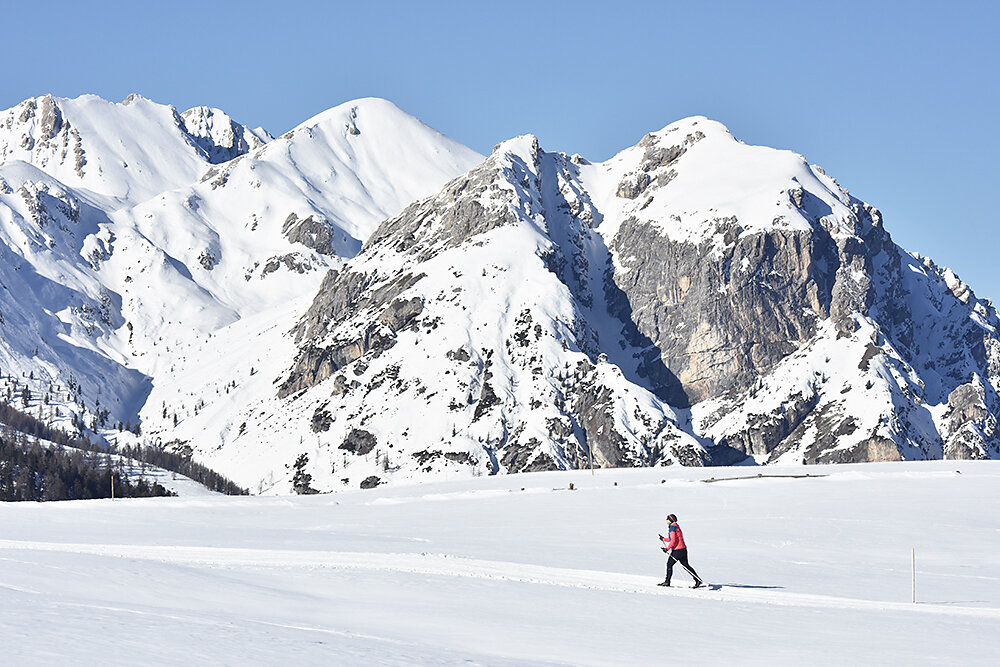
2, 461, 998, 665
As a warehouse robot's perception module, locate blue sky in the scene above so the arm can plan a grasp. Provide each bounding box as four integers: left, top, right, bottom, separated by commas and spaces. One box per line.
5, 0, 999, 301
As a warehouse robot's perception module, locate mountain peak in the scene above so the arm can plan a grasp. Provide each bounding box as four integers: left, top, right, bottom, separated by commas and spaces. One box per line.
290, 97, 418, 136
490, 134, 541, 160
645, 115, 729, 140
180, 105, 270, 164
121, 92, 146, 106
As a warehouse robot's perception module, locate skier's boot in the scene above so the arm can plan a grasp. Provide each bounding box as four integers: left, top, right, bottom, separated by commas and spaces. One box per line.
692, 580, 703, 589
658, 580, 671, 587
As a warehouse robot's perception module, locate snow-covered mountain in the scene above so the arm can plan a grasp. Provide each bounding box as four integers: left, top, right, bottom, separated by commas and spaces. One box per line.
1, 94, 997, 493
147, 117, 1000, 493
0, 94, 481, 443
151, 134, 710, 491
0, 94, 269, 207
574, 119, 999, 464
116, 98, 484, 316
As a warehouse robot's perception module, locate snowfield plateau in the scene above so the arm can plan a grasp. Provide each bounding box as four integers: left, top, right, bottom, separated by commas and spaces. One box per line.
1, 461, 998, 665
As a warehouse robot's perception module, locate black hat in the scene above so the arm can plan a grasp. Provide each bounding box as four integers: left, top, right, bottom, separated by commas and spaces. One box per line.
666, 513, 677, 523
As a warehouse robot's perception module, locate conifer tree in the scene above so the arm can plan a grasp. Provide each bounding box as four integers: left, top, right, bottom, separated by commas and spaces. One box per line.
291, 453, 318, 494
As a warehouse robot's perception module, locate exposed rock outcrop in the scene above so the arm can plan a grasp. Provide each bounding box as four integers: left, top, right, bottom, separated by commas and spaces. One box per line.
941, 380, 1000, 459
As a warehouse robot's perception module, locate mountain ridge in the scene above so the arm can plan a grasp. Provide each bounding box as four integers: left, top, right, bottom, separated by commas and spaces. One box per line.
0, 93, 996, 494
0, 93, 270, 206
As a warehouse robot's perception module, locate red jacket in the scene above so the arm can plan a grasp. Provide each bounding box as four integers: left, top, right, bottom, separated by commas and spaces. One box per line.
662, 522, 687, 551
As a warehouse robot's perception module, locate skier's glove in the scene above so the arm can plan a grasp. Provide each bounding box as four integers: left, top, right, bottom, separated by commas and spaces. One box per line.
661, 547, 668, 553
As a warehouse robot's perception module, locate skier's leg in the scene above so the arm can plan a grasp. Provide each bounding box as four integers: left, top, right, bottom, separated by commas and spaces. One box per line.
664, 552, 677, 585
676, 550, 703, 585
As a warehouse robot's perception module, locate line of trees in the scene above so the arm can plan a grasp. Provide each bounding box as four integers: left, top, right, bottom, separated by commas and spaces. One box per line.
0, 400, 88, 449
116, 443, 247, 496
0, 401, 248, 499
0, 433, 173, 501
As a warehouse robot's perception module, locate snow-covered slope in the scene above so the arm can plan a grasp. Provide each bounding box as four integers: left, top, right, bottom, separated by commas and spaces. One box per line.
580, 117, 858, 244
84, 97, 482, 397
115, 98, 483, 316
0, 161, 149, 427
0, 94, 482, 440
178, 105, 271, 166
2, 461, 998, 664
0, 93, 279, 430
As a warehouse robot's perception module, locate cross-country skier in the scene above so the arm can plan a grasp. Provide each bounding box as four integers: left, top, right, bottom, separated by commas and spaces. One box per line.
659, 513, 703, 588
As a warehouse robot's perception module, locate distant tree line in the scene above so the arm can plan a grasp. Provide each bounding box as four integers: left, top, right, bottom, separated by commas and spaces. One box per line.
0, 400, 90, 450
0, 432, 173, 501
0, 401, 248, 499
116, 443, 248, 496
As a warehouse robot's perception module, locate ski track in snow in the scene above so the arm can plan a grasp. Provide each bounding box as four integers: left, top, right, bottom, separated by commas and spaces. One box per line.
2, 539, 996, 620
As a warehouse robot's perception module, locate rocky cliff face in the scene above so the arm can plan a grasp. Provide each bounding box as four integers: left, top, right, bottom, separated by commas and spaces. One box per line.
693, 237, 1000, 465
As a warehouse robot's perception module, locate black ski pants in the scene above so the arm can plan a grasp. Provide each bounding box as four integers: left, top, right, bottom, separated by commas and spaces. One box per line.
665, 548, 701, 584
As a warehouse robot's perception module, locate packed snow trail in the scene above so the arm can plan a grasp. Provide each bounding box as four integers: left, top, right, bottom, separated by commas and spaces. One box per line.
2, 539, 997, 620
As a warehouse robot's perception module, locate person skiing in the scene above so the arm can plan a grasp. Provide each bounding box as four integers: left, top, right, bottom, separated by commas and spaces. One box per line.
659, 513, 703, 588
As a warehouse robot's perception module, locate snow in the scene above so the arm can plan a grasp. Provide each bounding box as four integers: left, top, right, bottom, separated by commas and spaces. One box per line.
578, 116, 858, 247
0, 94, 243, 206
692, 314, 941, 463
106, 97, 482, 378
1, 461, 998, 664
0, 93, 482, 444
